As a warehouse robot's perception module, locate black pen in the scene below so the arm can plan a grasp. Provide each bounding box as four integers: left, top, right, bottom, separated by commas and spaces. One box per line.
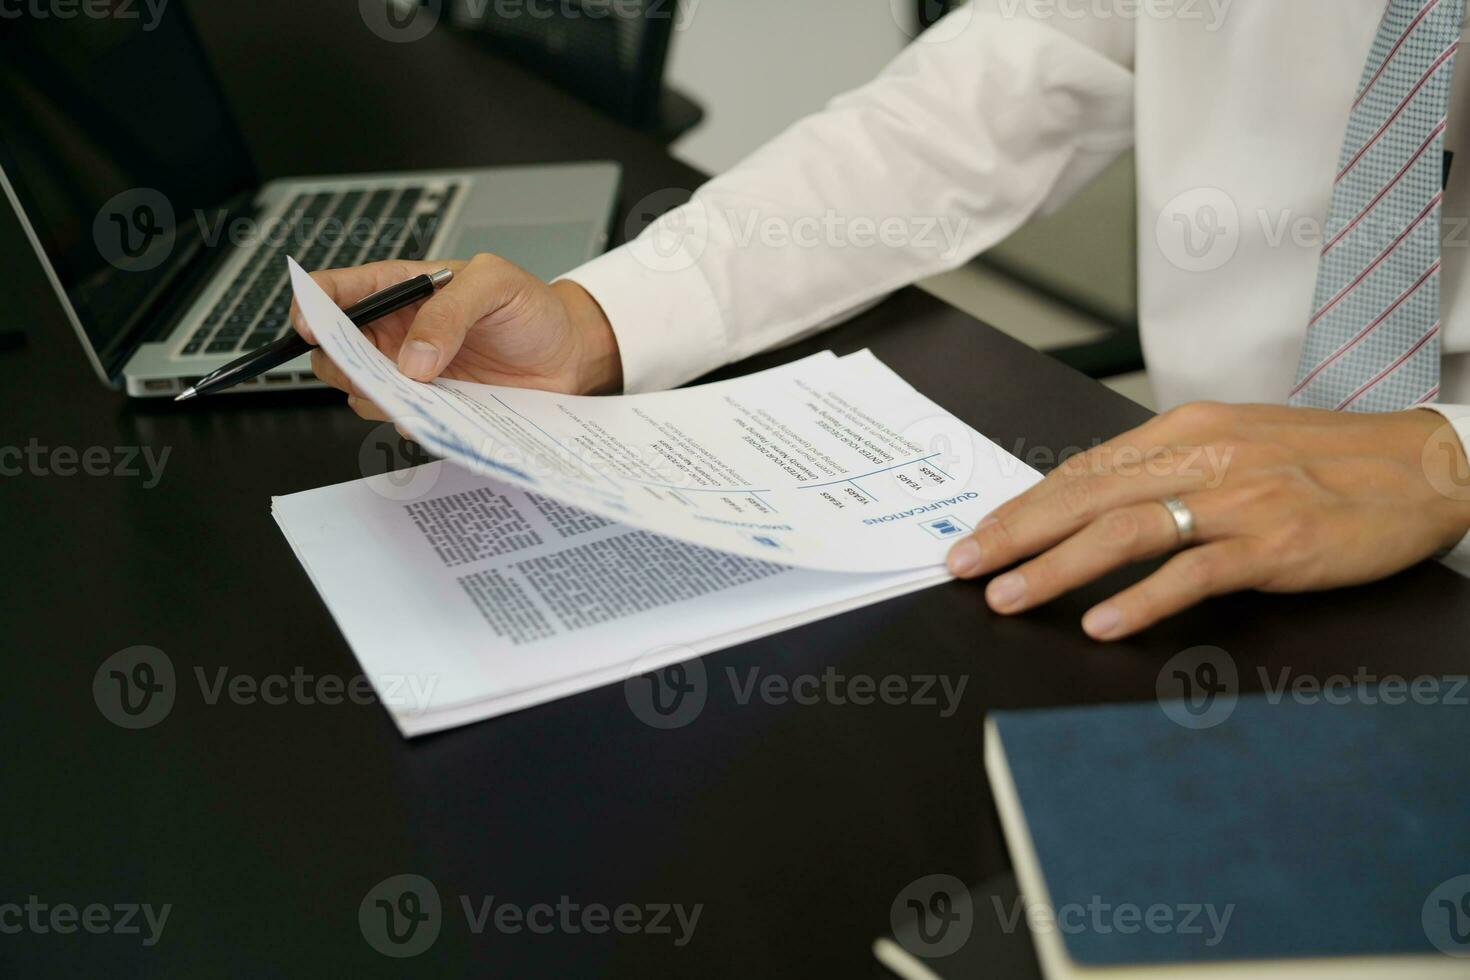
174, 268, 454, 401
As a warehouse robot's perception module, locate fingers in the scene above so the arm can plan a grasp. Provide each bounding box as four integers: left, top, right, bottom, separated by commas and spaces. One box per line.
1081, 538, 1262, 641
397, 253, 528, 381
945, 405, 1258, 580
947, 458, 1205, 580
345, 396, 392, 423
981, 497, 1202, 616
289, 260, 447, 343
310, 349, 356, 396
311, 349, 392, 422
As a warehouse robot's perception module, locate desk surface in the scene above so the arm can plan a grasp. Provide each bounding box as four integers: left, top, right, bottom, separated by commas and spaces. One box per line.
3, 5, 1469, 976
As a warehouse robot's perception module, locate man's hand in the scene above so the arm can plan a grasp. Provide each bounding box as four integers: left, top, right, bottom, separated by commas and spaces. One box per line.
291, 255, 623, 418
945, 403, 1470, 641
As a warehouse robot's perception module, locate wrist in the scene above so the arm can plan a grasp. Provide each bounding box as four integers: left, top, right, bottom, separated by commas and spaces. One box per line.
1407, 408, 1470, 549
552, 279, 623, 395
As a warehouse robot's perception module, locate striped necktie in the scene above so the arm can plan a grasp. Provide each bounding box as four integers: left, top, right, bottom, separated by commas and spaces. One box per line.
1290, 0, 1465, 412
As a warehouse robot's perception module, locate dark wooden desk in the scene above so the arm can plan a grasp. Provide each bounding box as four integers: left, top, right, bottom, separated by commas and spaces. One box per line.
3, 4, 1468, 976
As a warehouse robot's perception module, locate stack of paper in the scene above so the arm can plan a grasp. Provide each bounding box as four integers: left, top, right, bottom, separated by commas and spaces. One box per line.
273, 260, 1042, 735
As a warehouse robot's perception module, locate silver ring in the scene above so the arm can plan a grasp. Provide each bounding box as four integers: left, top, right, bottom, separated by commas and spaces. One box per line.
1160, 496, 1196, 547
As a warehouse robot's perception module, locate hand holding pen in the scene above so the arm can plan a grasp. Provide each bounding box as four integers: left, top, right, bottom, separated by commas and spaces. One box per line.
177, 264, 455, 399
285, 256, 626, 418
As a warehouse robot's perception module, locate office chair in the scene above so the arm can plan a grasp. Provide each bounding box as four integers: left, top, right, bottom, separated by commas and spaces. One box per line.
1038, 326, 1146, 379
446, 0, 703, 143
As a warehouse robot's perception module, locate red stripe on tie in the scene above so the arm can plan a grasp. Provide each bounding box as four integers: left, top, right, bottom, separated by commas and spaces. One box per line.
1310, 192, 1443, 326
1414, 384, 1442, 404
1337, 42, 1459, 183
1323, 121, 1446, 255
1336, 322, 1441, 410
1292, 259, 1441, 397
1353, 0, 1446, 110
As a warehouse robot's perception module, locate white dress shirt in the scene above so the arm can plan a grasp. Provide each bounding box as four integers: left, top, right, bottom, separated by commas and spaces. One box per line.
562, 0, 1470, 567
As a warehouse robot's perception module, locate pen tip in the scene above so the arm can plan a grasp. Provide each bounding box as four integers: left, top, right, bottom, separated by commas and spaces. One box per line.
174, 387, 196, 402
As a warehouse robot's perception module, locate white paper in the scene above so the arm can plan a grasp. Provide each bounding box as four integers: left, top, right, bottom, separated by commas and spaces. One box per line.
273, 463, 952, 735
290, 259, 1044, 573
279, 258, 1045, 733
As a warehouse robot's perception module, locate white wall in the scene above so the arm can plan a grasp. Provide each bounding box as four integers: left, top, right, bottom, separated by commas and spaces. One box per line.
665, 1, 916, 173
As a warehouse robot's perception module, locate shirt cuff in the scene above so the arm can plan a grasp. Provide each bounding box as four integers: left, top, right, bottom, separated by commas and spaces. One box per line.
559, 233, 729, 394
1418, 402, 1470, 577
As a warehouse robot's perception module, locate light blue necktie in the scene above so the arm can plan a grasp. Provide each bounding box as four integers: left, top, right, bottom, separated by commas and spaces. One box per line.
1291, 0, 1465, 411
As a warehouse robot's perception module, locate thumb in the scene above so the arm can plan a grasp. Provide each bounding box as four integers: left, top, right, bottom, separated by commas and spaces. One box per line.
396, 254, 521, 381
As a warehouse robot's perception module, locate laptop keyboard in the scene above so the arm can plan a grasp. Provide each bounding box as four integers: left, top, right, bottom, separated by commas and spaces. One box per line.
180, 182, 461, 357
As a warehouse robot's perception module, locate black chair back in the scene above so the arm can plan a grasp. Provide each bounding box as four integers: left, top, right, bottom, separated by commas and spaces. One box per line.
448, 0, 683, 134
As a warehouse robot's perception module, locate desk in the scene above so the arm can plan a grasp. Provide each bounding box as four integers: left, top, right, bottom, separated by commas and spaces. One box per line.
3, 4, 1469, 976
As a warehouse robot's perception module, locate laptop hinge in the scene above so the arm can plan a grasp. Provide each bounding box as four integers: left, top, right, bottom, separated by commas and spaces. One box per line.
98, 191, 259, 375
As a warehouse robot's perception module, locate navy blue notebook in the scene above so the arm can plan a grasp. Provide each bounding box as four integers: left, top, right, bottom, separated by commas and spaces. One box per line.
985, 695, 1470, 973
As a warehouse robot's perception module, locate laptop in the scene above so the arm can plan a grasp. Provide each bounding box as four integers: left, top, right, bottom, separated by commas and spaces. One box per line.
0, 8, 620, 399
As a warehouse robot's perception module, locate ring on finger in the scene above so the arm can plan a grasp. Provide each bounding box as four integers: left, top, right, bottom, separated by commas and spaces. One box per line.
1159, 496, 1197, 548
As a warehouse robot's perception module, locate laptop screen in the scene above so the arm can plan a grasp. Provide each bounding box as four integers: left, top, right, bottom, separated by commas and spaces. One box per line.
0, 7, 257, 379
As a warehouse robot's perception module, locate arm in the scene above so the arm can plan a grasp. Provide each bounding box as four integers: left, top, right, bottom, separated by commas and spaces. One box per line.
564, 3, 1137, 391
296, 5, 1135, 401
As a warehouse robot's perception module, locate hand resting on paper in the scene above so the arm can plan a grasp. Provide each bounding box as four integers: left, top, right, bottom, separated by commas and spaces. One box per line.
290, 256, 624, 419
944, 403, 1470, 643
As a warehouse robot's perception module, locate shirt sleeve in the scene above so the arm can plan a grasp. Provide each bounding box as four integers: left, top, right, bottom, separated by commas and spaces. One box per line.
1419, 402, 1470, 576
560, 2, 1136, 393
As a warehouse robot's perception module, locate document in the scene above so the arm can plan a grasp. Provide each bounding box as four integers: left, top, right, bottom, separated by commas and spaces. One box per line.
274, 464, 961, 735
289, 260, 1041, 573
276, 259, 1043, 734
